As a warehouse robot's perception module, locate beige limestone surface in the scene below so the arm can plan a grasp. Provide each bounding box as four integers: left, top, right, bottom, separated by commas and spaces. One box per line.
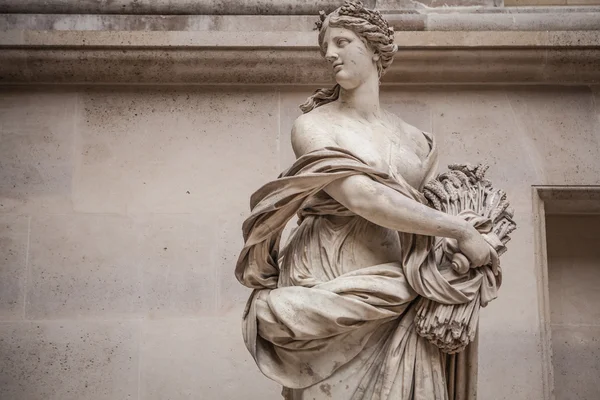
0, 84, 599, 399
0, 0, 497, 14
0, 214, 28, 319
1, 30, 599, 84
546, 215, 600, 400
3, 8, 600, 32
0, 320, 140, 400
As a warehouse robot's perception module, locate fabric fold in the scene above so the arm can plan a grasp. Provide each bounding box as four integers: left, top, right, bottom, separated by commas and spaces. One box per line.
236, 144, 480, 399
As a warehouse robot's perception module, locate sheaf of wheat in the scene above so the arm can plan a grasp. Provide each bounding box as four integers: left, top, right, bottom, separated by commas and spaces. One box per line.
416, 164, 516, 354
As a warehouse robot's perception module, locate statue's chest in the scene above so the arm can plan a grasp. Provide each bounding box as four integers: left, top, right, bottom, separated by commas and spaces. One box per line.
335, 126, 429, 187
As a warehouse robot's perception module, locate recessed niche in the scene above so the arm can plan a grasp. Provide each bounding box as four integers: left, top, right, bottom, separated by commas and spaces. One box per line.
546, 213, 600, 400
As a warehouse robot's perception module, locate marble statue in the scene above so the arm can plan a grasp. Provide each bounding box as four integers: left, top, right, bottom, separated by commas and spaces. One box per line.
235, 1, 516, 399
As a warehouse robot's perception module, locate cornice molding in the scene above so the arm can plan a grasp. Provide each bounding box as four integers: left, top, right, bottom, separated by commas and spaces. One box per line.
0, 0, 498, 15
2, 7, 600, 32
1, 30, 599, 84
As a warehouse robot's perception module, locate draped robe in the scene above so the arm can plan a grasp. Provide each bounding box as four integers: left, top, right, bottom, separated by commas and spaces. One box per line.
235, 136, 486, 400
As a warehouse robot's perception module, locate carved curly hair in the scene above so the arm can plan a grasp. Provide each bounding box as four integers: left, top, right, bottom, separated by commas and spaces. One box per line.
300, 1, 398, 114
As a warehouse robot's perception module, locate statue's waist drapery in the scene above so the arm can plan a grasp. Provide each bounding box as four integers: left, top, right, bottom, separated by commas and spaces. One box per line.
235, 146, 491, 399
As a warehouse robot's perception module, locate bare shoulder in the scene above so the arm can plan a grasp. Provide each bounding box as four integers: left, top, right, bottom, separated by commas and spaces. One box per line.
291, 108, 338, 157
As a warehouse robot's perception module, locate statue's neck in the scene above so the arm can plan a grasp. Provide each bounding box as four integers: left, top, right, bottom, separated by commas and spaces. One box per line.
338, 75, 381, 121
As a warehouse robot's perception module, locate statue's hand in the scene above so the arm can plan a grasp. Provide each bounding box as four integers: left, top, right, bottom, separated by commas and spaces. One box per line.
456, 225, 498, 271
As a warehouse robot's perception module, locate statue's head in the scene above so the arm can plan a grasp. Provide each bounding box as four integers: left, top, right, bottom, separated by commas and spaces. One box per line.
316, 1, 397, 87
300, 1, 397, 113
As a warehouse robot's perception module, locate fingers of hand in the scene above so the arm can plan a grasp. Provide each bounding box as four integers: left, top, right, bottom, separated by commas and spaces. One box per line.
471, 250, 489, 268
471, 247, 500, 275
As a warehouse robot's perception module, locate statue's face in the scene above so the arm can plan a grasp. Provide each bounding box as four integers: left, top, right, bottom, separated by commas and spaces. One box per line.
322, 25, 379, 90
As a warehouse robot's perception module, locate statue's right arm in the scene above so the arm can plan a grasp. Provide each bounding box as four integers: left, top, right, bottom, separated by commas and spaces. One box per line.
291, 116, 493, 268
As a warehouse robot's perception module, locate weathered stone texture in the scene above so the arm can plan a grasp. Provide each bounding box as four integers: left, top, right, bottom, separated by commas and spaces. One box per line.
3, 11, 600, 32
0, 321, 139, 400
74, 87, 279, 214
1, 31, 600, 84
0, 0, 502, 14
139, 213, 218, 317
507, 87, 600, 185
546, 215, 600, 400
0, 89, 76, 214
0, 215, 28, 319
26, 214, 144, 319
140, 316, 281, 400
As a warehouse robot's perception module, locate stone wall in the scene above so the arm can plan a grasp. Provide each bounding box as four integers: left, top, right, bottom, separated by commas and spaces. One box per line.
546, 215, 600, 400
1, 1, 600, 398
1, 84, 599, 399
0, 0, 499, 14
506, 0, 600, 6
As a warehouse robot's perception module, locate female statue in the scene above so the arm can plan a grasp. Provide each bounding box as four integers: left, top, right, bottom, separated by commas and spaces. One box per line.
236, 2, 507, 399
